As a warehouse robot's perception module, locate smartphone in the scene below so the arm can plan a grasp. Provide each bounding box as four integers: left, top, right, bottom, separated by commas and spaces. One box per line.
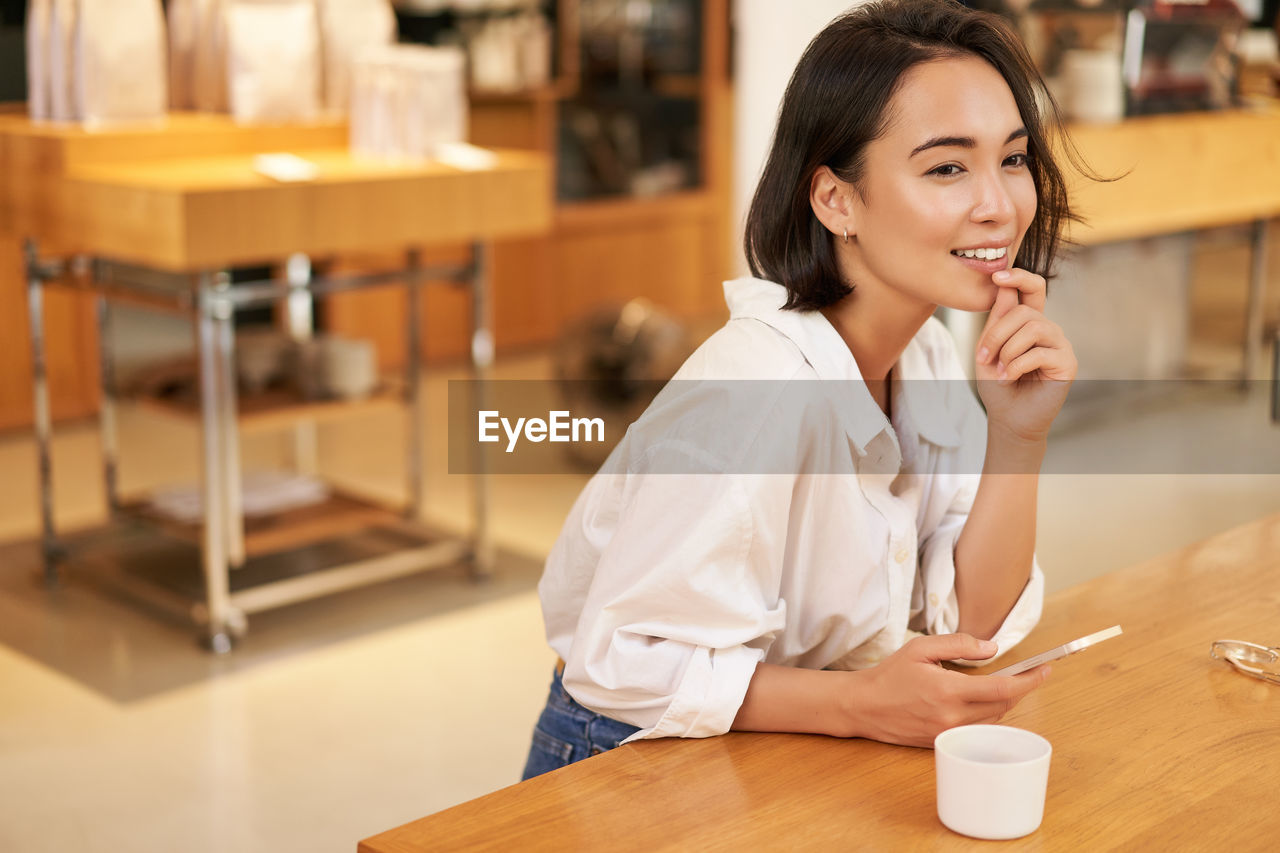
990, 625, 1123, 677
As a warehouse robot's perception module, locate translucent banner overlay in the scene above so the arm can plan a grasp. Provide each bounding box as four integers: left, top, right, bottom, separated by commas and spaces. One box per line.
448, 379, 1280, 475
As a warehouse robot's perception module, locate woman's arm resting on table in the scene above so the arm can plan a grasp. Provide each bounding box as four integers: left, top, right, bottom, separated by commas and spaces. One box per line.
952, 427, 1045, 639
956, 270, 1076, 639
731, 634, 1050, 748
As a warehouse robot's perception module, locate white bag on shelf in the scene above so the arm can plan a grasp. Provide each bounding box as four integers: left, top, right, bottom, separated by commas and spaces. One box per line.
350, 45, 467, 161
73, 0, 169, 125
225, 1, 322, 123
47, 0, 79, 121
405, 46, 468, 158
25, 0, 52, 120
316, 0, 397, 113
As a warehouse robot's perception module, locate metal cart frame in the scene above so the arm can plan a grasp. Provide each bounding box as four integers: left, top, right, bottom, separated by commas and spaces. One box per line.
25, 240, 495, 653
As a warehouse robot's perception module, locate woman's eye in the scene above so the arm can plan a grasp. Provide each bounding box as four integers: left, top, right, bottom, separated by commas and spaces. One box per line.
928, 164, 963, 177
1004, 152, 1029, 168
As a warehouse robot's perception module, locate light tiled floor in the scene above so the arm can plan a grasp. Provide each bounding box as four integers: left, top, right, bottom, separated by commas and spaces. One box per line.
1, 350, 1279, 852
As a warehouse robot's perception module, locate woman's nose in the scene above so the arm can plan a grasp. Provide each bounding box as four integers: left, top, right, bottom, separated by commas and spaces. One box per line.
970, 173, 1017, 225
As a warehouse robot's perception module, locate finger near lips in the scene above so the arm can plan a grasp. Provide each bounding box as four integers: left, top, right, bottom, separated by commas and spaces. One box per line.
985, 281, 1021, 324
991, 268, 1047, 313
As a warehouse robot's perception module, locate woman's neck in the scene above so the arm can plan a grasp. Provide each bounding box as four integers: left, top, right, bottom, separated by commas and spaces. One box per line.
819, 283, 934, 384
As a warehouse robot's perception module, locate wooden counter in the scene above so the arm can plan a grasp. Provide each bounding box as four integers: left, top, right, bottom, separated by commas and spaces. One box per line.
59, 147, 551, 271
0, 112, 347, 246
0, 114, 550, 270
1064, 107, 1280, 245
359, 512, 1280, 851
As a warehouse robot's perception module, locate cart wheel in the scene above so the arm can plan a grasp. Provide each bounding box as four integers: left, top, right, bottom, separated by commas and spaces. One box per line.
202, 630, 235, 655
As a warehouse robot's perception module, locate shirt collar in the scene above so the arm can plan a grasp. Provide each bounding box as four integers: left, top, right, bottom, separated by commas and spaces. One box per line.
724, 277, 962, 451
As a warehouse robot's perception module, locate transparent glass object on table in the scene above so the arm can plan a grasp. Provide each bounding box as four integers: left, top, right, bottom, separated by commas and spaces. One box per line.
1210, 640, 1280, 685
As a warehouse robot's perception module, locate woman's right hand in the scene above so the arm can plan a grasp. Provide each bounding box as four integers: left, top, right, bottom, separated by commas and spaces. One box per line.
844, 633, 1050, 747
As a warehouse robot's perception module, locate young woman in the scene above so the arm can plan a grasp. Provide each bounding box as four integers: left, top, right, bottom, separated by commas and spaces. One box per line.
523, 0, 1079, 779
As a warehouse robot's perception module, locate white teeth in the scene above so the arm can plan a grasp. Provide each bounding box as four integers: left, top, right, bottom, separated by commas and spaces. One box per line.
952, 247, 1007, 260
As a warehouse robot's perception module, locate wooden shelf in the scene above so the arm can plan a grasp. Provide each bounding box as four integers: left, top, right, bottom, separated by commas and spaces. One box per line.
136, 380, 405, 435
555, 189, 713, 230
122, 490, 406, 559
470, 83, 568, 104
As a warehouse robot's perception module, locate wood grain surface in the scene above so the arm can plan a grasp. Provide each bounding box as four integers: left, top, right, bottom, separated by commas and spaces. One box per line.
0, 115, 551, 270
0, 113, 347, 251
359, 512, 1280, 852
1063, 107, 1280, 245
57, 147, 551, 270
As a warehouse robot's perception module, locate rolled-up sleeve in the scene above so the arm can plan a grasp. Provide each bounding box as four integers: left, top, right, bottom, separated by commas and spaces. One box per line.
558, 470, 788, 742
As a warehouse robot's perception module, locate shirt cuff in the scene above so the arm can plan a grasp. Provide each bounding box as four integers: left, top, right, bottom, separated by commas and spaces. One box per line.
621, 644, 764, 743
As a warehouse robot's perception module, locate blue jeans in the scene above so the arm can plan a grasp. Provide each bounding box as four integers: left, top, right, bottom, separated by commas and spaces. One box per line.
521, 666, 642, 780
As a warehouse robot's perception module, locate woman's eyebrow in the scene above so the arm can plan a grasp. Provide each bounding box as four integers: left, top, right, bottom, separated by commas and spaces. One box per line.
910, 127, 1028, 158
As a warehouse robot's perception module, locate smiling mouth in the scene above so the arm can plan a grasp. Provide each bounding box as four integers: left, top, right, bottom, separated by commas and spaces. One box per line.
950, 246, 1008, 260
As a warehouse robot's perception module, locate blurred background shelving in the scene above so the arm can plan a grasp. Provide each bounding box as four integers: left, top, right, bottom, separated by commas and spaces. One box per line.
0, 0, 731, 432
324, 0, 732, 375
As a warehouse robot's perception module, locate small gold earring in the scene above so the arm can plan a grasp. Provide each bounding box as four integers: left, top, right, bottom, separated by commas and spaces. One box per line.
843, 227, 849, 243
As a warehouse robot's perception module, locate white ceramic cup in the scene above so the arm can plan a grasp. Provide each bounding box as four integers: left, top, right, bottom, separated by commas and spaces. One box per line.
934, 724, 1052, 840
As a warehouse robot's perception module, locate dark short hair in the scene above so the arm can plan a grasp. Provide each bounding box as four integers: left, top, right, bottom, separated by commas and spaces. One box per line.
743, 0, 1081, 311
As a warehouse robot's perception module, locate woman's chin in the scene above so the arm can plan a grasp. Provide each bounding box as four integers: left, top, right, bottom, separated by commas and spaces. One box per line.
940, 286, 998, 314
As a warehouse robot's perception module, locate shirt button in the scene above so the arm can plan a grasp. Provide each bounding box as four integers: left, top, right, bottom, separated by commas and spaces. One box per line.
929, 593, 940, 607
894, 549, 909, 564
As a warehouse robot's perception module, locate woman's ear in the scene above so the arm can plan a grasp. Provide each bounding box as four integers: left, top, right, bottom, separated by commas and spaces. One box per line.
809, 166, 856, 240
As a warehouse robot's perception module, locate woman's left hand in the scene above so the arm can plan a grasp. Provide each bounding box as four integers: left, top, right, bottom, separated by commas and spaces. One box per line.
974, 268, 1076, 445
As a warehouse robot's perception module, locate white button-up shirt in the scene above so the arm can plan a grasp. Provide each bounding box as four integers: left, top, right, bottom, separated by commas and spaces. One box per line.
539, 277, 1044, 742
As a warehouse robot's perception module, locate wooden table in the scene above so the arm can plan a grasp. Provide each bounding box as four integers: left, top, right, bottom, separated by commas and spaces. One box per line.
360, 512, 1280, 851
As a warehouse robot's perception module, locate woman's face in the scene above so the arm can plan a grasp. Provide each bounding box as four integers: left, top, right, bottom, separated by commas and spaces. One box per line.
844, 54, 1037, 313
